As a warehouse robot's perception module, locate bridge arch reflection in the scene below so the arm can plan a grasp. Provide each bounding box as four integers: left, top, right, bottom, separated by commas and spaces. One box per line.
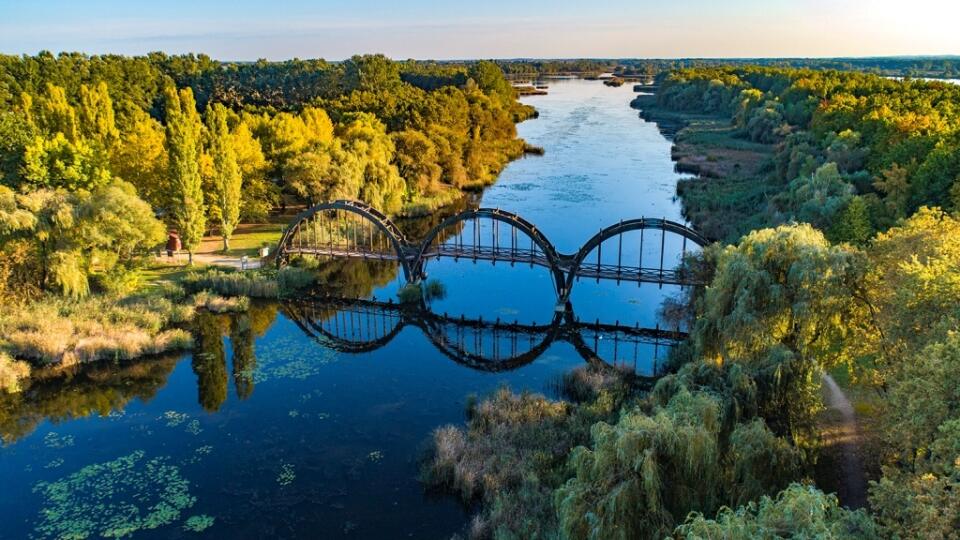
282, 296, 686, 377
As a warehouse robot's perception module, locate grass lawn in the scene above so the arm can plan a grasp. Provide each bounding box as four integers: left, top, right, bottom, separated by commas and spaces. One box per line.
198, 223, 286, 257
138, 263, 196, 288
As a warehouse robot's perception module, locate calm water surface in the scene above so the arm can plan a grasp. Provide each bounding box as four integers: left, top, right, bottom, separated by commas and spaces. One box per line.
0, 80, 696, 539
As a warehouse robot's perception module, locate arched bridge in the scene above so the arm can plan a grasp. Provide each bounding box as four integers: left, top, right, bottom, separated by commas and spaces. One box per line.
283, 296, 685, 377
276, 200, 710, 303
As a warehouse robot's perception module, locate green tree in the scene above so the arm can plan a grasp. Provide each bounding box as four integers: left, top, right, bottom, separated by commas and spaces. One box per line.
391, 129, 442, 194
231, 119, 275, 222
111, 108, 168, 209
0, 180, 163, 297
77, 81, 119, 149
36, 83, 79, 142
677, 484, 882, 539
780, 162, 854, 230
21, 133, 112, 191
342, 54, 401, 93
694, 224, 866, 441
829, 196, 873, 245
164, 86, 205, 264
205, 103, 242, 251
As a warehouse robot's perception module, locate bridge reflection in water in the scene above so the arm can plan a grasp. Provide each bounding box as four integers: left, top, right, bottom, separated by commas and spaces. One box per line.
282, 297, 687, 378
276, 200, 709, 305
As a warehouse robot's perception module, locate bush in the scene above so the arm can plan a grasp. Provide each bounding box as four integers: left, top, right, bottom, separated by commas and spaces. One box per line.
0, 352, 31, 393
183, 267, 316, 299
397, 283, 422, 304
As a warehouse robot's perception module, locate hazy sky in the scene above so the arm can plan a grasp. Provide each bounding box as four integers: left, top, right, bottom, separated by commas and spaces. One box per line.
1, 0, 958, 60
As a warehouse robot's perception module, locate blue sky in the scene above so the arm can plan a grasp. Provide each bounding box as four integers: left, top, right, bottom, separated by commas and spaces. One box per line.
1, 0, 957, 60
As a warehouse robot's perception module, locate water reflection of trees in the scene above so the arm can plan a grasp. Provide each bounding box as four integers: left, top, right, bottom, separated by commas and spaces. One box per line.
192, 303, 278, 409
0, 303, 280, 444
0, 355, 181, 444
193, 314, 229, 412
231, 314, 256, 400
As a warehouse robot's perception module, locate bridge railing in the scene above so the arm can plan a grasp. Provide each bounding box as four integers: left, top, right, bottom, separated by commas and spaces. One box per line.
277, 200, 711, 301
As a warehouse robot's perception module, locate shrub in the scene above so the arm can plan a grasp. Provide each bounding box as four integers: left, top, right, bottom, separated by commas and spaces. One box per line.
397, 283, 422, 304
0, 352, 31, 393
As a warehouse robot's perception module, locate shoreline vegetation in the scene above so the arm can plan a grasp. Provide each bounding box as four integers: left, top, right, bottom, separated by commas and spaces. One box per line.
2, 54, 960, 539
424, 66, 960, 538
0, 52, 538, 390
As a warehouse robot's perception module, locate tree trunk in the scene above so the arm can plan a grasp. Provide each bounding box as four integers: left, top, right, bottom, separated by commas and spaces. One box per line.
223, 236, 230, 251
188, 251, 194, 266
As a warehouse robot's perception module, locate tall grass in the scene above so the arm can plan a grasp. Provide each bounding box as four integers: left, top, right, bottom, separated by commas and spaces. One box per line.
0, 288, 194, 367
182, 267, 316, 298
192, 291, 250, 313
183, 269, 280, 298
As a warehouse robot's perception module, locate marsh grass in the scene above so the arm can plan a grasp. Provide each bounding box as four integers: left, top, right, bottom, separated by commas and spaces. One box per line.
0, 288, 195, 367
183, 267, 316, 298
192, 290, 250, 313
424, 374, 634, 539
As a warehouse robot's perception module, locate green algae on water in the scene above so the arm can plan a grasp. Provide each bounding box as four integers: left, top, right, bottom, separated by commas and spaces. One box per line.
183, 514, 215, 533
240, 336, 338, 383
162, 410, 189, 427
43, 432, 75, 449
277, 462, 296, 486
32, 450, 197, 539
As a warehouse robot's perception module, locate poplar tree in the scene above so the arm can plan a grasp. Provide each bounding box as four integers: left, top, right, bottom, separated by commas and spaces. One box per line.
78, 81, 120, 148
205, 103, 242, 251
164, 86, 205, 264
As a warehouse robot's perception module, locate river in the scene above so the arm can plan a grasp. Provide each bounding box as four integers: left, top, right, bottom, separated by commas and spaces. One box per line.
0, 80, 696, 539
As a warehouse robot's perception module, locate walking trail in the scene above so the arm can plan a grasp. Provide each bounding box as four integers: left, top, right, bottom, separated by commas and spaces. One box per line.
821, 374, 868, 509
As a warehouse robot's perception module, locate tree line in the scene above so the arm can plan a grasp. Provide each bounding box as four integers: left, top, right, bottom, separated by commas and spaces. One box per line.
0, 52, 534, 299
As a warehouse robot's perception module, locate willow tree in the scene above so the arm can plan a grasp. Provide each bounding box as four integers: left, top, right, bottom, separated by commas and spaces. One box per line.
693, 224, 867, 441
164, 86, 205, 264
205, 103, 242, 251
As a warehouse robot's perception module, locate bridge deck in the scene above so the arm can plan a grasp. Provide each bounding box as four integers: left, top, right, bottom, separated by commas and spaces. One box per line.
287, 246, 700, 286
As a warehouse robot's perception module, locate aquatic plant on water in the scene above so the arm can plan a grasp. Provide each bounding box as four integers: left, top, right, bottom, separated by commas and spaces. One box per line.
32, 450, 198, 539
182, 514, 215, 533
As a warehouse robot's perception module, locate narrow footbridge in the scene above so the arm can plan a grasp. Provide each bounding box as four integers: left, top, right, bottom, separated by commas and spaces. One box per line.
283, 296, 684, 376
276, 200, 710, 303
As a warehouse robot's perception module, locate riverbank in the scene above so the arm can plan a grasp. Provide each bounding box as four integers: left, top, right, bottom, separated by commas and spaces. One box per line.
0, 264, 318, 394
632, 90, 894, 515
630, 94, 777, 242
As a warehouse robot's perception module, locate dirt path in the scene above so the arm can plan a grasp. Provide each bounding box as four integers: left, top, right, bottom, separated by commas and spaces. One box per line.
821, 374, 868, 509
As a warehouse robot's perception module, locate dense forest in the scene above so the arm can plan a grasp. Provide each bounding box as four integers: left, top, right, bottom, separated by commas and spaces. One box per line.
651, 66, 960, 242
0, 52, 534, 299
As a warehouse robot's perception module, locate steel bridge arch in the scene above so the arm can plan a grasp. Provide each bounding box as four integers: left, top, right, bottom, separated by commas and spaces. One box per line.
561, 217, 709, 300
276, 200, 414, 281
413, 208, 567, 297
